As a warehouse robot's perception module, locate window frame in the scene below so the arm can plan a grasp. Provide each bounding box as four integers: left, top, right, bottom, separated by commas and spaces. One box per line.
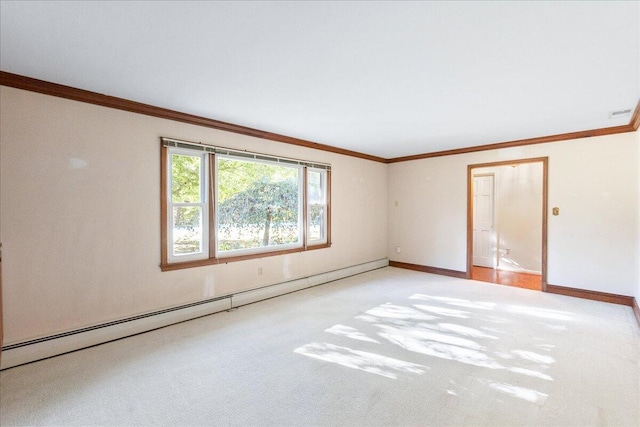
214, 154, 305, 259
306, 167, 329, 246
166, 148, 210, 263
160, 139, 331, 271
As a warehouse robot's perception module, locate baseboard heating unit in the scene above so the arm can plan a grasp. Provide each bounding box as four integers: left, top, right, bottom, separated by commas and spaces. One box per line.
1, 259, 388, 370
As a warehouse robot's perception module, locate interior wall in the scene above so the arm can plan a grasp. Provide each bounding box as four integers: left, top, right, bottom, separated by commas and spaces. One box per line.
388, 131, 639, 296
0, 86, 388, 344
637, 129, 640, 304
473, 163, 543, 274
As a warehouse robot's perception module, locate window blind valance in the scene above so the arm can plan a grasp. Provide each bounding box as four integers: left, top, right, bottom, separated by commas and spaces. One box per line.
161, 137, 331, 170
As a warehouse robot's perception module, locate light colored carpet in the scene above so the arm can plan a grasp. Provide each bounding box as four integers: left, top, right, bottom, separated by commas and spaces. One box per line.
1, 267, 638, 426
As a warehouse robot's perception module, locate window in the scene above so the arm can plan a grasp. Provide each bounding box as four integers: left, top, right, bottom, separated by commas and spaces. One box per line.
307, 168, 328, 245
161, 138, 331, 270
216, 155, 302, 255
167, 150, 209, 262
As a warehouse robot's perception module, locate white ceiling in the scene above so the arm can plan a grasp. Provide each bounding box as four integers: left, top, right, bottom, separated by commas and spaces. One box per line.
1, 1, 639, 159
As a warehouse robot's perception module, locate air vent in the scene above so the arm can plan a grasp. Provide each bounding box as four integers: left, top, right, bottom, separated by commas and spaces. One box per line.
609, 109, 632, 119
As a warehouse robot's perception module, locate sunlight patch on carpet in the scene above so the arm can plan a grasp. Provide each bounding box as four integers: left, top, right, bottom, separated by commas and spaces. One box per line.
294, 342, 428, 379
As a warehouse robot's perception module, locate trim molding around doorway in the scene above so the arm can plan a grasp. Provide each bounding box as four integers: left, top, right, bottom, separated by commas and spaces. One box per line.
466, 157, 549, 290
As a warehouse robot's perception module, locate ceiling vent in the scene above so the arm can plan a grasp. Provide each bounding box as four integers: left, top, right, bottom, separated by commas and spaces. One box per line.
608, 109, 632, 119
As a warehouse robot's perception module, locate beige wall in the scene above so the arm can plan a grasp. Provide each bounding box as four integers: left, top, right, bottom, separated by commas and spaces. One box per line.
637, 129, 640, 304
1, 85, 638, 347
389, 131, 640, 296
0, 87, 388, 344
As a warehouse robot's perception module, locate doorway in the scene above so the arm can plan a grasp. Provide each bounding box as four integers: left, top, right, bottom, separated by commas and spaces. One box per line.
467, 158, 548, 291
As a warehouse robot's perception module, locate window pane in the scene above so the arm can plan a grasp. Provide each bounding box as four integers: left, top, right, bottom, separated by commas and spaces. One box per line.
307, 169, 327, 243
217, 157, 301, 252
172, 206, 204, 256
172, 154, 202, 203
307, 170, 324, 203
308, 205, 324, 241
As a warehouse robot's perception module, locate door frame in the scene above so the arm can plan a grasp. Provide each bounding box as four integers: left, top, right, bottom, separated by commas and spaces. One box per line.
466, 157, 548, 291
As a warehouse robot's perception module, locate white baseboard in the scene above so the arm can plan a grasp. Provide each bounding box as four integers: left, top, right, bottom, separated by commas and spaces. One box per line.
1, 259, 388, 370
231, 259, 389, 307
1, 297, 232, 370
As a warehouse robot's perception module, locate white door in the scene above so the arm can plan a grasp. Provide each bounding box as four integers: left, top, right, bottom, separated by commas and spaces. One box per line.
473, 174, 495, 268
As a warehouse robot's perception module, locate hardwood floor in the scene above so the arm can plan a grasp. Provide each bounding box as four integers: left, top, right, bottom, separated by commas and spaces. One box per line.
471, 266, 542, 291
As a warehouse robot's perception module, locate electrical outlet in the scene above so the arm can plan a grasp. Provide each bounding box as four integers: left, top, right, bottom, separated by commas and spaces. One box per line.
396, 246, 401, 254
258, 267, 263, 276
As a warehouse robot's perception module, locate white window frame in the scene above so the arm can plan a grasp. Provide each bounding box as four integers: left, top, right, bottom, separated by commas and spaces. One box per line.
214, 154, 304, 258
167, 147, 209, 263
307, 167, 328, 246
160, 137, 331, 271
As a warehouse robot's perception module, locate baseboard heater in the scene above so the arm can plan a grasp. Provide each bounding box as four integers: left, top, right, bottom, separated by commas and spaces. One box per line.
0, 258, 389, 370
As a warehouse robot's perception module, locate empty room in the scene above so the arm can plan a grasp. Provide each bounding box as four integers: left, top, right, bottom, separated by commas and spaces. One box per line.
0, 2, 639, 426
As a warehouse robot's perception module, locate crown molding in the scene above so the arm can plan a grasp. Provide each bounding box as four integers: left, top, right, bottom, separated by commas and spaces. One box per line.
0, 71, 386, 163
631, 99, 640, 131
385, 118, 637, 163
2, 71, 638, 164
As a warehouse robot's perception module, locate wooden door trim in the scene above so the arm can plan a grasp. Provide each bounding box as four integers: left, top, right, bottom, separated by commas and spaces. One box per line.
0, 243, 3, 365
467, 157, 549, 290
